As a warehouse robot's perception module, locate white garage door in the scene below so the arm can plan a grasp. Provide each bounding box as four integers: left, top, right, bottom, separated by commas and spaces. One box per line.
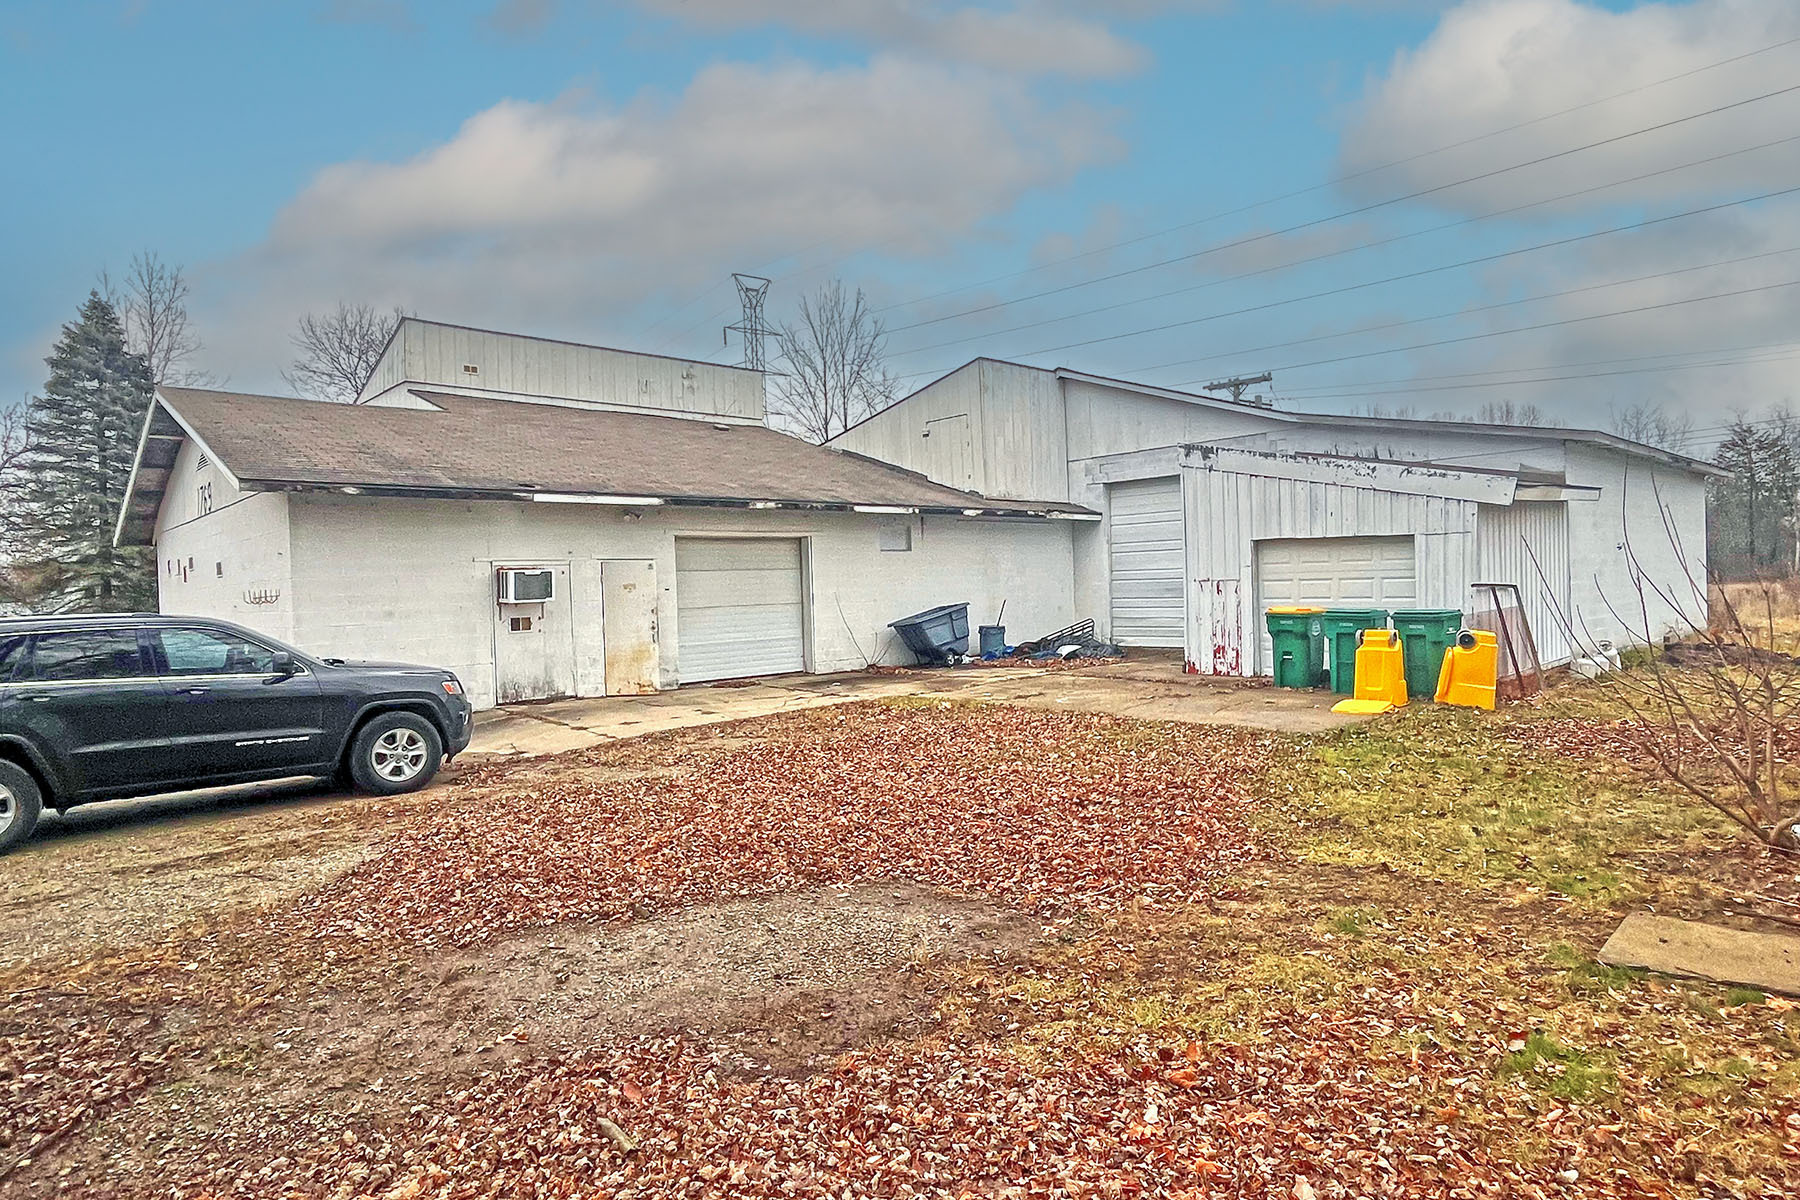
675, 538, 807, 684
1253, 536, 1418, 674
1108, 477, 1185, 647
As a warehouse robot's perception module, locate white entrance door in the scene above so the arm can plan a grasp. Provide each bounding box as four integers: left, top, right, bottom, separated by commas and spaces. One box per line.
1108, 477, 1184, 647
601, 559, 660, 695
675, 537, 807, 684
1253, 536, 1418, 674
492, 562, 577, 704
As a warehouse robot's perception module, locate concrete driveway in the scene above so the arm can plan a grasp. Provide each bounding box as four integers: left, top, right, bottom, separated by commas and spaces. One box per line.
471, 654, 1364, 759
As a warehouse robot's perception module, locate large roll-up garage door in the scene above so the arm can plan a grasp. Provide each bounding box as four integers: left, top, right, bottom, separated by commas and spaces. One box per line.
675, 538, 807, 684
1254, 536, 1417, 674
1108, 477, 1184, 647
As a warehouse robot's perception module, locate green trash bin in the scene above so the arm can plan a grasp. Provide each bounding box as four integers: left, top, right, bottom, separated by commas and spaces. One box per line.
1391, 608, 1463, 700
1320, 608, 1390, 695
1265, 607, 1326, 689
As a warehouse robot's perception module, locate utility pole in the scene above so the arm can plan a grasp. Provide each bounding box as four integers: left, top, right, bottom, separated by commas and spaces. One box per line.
1204, 371, 1274, 407
724, 273, 776, 372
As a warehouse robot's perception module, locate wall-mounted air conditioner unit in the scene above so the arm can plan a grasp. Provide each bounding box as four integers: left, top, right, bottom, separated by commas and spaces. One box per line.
497, 567, 555, 604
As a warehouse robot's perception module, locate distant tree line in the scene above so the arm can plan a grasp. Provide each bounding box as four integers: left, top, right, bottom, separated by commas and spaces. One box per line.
1708, 412, 1800, 580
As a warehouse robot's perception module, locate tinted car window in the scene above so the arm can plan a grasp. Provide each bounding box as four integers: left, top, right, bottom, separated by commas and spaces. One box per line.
154, 628, 279, 676
27, 630, 148, 681
0, 634, 28, 681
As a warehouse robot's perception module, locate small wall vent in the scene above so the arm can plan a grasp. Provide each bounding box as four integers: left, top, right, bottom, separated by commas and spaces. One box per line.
462, 363, 480, 375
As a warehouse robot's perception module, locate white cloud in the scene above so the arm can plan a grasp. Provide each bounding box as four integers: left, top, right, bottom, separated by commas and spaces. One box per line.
630, 1, 1151, 78
1337, 0, 1800, 215
202, 56, 1120, 387
1312, 0, 1800, 429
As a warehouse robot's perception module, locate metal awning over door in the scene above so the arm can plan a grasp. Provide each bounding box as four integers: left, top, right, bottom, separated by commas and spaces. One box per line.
1107, 476, 1185, 647
674, 537, 807, 684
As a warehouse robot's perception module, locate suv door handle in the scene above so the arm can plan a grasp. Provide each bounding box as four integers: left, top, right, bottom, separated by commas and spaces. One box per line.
181, 686, 211, 696
17, 693, 51, 702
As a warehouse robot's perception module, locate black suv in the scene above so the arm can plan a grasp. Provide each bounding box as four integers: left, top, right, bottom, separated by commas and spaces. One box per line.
0, 615, 473, 851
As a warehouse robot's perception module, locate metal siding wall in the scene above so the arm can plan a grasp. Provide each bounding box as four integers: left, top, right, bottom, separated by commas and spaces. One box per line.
1184, 467, 1477, 675
1476, 502, 1573, 665
363, 322, 766, 419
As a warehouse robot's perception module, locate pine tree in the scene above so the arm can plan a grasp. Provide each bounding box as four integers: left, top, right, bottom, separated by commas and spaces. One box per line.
11, 293, 156, 611
1710, 413, 1799, 576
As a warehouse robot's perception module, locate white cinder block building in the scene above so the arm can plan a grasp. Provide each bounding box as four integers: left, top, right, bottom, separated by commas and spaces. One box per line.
117, 326, 1715, 709
831, 359, 1718, 676
116, 322, 1092, 709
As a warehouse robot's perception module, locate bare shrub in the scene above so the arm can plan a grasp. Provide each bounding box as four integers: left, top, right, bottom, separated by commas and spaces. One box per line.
1541, 481, 1800, 852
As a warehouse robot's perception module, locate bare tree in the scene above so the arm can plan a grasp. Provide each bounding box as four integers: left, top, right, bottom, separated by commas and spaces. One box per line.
1473, 399, 1561, 427
284, 303, 406, 403
1537, 477, 1800, 852
770, 281, 897, 444
0, 405, 39, 607
1608, 402, 1694, 452
102, 252, 206, 388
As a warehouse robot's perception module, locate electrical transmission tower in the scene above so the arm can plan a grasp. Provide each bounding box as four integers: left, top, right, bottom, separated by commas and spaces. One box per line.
724, 273, 776, 371
1204, 371, 1274, 407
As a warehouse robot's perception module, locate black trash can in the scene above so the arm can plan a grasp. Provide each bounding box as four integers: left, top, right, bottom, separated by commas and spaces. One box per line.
889, 603, 971, 664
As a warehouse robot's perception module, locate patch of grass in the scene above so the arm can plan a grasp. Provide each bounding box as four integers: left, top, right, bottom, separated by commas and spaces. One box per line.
1267, 705, 1717, 903
1325, 906, 1383, 937
1545, 942, 1644, 995
1725, 986, 1768, 1007
1499, 1032, 1619, 1102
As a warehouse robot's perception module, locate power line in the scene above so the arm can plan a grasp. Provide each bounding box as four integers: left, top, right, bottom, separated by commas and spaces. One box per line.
1275, 338, 1800, 398
888, 186, 1800, 386
1261, 347, 1800, 404
1169, 276, 1800, 386
1104, 236, 1800, 374
872, 33, 1800, 322
885, 77, 1800, 337
886, 131, 1800, 361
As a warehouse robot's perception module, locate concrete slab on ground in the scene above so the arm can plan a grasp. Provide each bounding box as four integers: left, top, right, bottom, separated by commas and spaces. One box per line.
470, 675, 924, 757
469, 656, 1366, 759
1598, 913, 1800, 997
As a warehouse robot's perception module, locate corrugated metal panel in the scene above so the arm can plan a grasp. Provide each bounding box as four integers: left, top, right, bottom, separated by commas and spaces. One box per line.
1184, 466, 1477, 675
675, 538, 807, 683
1477, 501, 1572, 665
359, 320, 766, 420
1108, 477, 1185, 647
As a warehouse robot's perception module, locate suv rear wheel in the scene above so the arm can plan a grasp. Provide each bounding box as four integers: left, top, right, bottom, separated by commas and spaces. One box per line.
0, 761, 44, 853
348, 712, 444, 796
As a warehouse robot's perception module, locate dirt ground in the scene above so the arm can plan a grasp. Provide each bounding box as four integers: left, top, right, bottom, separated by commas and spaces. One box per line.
2, 681, 1796, 1198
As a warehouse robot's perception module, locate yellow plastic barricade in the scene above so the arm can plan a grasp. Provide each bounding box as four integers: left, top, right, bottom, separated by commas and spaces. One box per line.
1330, 628, 1408, 715
1435, 629, 1498, 711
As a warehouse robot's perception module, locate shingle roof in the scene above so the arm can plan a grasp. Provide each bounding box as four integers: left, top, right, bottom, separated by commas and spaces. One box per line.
116, 387, 1090, 545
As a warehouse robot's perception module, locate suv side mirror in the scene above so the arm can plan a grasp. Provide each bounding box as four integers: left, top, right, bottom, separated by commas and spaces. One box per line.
269, 652, 297, 678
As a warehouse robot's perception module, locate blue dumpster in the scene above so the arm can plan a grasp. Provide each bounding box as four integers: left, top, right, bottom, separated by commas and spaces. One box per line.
889, 603, 971, 664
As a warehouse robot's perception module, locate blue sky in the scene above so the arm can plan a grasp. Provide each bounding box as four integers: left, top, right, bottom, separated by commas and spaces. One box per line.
4, 0, 1798, 451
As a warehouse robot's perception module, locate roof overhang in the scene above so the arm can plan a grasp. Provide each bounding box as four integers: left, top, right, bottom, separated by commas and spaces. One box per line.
1177, 444, 1519, 505
115, 392, 240, 547
1046, 364, 1723, 478
231, 478, 1097, 521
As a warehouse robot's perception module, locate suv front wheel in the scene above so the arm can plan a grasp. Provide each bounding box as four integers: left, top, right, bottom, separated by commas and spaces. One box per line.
348, 712, 444, 796
0, 761, 44, 853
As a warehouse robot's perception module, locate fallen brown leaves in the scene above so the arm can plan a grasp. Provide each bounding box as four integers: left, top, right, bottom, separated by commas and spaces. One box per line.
197, 1027, 1540, 1200
295, 703, 1270, 950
